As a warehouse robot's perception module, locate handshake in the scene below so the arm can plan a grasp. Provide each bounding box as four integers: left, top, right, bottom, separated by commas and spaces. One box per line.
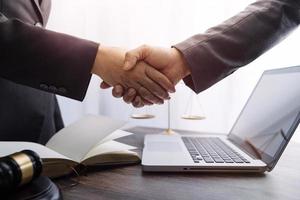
91, 45, 191, 107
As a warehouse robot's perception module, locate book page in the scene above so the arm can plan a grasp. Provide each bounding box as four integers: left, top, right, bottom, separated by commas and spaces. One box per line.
82, 140, 137, 162
0, 142, 69, 160
100, 129, 133, 144
46, 115, 126, 162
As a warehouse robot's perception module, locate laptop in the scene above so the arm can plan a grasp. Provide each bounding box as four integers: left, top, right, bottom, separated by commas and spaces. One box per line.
142, 66, 300, 173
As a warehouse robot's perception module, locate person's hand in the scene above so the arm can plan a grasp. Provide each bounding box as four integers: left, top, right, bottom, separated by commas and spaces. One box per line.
91, 45, 175, 105
103, 45, 191, 107
124, 45, 190, 84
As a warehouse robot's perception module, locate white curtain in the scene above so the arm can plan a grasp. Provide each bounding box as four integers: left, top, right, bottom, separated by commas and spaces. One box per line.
47, 0, 300, 142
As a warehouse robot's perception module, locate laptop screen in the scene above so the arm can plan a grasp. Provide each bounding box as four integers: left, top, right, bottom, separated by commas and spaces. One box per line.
228, 66, 300, 171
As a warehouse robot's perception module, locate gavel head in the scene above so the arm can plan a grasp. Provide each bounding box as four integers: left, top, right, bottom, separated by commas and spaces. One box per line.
0, 150, 43, 191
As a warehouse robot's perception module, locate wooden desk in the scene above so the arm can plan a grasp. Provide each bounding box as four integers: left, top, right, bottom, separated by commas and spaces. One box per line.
55, 127, 300, 200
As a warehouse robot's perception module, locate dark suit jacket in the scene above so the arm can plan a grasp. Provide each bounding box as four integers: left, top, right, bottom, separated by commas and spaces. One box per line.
175, 0, 300, 93
0, 0, 99, 144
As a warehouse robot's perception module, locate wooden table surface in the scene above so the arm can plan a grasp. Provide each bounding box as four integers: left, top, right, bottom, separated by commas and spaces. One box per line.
55, 127, 300, 200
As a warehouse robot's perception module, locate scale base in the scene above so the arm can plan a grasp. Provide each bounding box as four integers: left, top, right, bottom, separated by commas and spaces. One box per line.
162, 129, 179, 135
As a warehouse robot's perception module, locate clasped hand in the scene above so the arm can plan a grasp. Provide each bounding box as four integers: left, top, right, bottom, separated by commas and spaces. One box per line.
92, 45, 190, 107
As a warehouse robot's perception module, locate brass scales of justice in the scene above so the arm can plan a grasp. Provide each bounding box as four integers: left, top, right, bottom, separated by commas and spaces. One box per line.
130, 92, 206, 134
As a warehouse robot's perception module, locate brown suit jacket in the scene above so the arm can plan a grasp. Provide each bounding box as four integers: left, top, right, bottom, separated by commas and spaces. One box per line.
0, 0, 98, 144
175, 0, 300, 93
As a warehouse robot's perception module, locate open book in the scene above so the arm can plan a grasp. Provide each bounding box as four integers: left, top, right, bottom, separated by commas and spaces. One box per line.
0, 115, 140, 178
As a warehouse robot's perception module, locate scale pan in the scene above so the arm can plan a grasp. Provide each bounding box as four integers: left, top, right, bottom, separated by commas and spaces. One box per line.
181, 115, 206, 120
130, 114, 155, 119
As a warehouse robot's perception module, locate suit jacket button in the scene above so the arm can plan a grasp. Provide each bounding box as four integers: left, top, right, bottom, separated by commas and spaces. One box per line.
58, 87, 67, 94
48, 86, 57, 92
35, 22, 43, 27
40, 84, 48, 90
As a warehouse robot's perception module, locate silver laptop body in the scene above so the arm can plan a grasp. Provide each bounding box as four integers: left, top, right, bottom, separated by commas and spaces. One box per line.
142, 66, 300, 173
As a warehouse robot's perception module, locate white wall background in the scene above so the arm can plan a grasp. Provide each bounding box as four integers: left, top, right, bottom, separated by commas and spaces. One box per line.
46, 0, 300, 142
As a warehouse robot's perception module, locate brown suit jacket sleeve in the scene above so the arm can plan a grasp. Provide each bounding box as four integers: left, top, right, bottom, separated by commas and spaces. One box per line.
174, 0, 300, 93
0, 13, 99, 101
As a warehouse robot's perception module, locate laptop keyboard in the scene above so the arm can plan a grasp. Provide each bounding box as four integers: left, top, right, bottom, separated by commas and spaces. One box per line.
182, 137, 250, 164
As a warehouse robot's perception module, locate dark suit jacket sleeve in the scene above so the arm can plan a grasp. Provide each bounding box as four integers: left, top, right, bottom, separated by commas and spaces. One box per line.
174, 0, 300, 93
0, 13, 99, 101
